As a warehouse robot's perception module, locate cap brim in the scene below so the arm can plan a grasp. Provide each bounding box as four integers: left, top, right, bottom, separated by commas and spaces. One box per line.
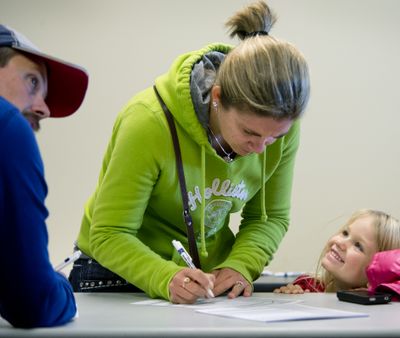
13, 46, 89, 118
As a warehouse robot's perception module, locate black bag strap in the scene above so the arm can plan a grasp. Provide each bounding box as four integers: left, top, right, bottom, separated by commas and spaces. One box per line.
153, 85, 201, 269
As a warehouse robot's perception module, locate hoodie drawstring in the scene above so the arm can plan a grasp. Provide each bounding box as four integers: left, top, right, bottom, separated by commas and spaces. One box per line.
200, 145, 208, 257
260, 151, 267, 222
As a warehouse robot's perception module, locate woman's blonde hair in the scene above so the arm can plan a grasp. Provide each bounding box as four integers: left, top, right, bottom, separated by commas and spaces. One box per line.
216, 1, 310, 120
316, 209, 400, 292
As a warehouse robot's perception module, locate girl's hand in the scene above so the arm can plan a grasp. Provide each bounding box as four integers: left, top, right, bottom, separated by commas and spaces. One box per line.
169, 268, 215, 304
273, 283, 309, 294
212, 268, 253, 298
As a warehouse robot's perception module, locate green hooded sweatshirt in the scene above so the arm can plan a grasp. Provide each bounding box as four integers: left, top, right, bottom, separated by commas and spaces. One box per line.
76, 43, 300, 300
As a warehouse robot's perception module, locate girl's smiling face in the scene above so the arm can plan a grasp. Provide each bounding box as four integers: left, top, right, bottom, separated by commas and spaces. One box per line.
321, 215, 378, 289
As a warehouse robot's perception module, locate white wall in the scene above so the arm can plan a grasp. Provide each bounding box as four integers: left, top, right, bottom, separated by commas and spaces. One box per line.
1, 0, 399, 274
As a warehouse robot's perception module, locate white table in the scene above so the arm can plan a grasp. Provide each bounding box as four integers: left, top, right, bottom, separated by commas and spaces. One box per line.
0, 292, 398, 337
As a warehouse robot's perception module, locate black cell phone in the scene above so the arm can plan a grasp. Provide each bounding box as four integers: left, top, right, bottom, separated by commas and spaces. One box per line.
337, 290, 392, 305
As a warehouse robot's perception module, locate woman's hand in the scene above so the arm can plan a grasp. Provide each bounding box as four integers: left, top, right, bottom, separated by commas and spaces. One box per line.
212, 268, 252, 299
273, 283, 309, 294
169, 268, 215, 304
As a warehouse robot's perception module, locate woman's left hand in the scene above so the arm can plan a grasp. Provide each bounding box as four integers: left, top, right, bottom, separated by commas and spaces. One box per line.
211, 268, 252, 298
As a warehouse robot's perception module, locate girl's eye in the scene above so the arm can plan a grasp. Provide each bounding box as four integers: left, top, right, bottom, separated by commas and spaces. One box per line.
354, 241, 364, 252
341, 230, 349, 237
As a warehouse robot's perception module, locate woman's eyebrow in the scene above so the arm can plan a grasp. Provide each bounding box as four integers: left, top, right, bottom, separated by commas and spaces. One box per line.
244, 128, 288, 139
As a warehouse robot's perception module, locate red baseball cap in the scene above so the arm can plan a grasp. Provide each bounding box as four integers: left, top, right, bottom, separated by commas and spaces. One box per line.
0, 24, 88, 118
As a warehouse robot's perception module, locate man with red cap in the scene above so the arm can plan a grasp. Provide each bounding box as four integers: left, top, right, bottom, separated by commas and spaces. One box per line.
0, 24, 88, 328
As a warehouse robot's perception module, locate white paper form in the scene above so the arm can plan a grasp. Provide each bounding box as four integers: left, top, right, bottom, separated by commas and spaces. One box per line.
132, 296, 297, 308
131, 296, 368, 322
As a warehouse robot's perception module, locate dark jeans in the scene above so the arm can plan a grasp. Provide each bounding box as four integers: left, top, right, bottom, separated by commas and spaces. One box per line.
68, 256, 143, 293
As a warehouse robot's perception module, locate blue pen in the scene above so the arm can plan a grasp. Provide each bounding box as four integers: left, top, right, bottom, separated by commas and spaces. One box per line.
172, 240, 214, 298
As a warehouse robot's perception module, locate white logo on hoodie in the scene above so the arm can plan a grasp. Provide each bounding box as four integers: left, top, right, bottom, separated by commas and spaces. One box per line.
187, 178, 248, 211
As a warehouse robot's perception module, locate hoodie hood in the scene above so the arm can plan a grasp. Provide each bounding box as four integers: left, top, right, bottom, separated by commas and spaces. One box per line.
190, 50, 226, 130
155, 43, 232, 148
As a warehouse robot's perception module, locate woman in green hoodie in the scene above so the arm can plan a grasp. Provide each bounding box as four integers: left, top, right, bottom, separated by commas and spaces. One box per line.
69, 0, 310, 304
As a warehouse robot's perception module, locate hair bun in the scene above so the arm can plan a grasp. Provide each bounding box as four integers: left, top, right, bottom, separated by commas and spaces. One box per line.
225, 1, 276, 41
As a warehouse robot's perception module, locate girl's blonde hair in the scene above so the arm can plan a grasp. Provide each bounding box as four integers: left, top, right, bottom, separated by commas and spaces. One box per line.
217, 1, 310, 120
316, 209, 400, 292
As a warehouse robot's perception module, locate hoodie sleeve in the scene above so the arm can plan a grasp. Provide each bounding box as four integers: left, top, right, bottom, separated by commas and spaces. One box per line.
367, 249, 400, 300
0, 103, 77, 328
214, 121, 300, 283
87, 99, 183, 300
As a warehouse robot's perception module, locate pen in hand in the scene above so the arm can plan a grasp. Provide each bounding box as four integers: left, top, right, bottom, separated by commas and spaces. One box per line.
172, 240, 214, 298
55, 250, 82, 272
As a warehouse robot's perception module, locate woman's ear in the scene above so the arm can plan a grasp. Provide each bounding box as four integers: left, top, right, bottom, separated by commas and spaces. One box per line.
211, 85, 221, 103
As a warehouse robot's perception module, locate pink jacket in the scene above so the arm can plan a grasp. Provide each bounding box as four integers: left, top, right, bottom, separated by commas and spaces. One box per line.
367, 249, 400, 301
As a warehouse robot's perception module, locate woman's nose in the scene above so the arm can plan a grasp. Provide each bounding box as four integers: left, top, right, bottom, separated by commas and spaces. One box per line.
251, 137, 275, 154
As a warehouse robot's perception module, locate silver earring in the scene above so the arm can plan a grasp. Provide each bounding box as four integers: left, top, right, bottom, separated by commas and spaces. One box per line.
213, 101, 218, 111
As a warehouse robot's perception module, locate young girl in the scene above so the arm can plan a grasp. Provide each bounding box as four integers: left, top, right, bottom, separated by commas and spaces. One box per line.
274, 209, 400, 295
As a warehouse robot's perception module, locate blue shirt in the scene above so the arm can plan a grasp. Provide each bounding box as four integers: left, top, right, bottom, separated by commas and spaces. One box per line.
0, 97, 76, 328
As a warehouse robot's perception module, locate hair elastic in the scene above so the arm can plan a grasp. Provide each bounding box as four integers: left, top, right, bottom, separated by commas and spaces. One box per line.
246, 31, 269, 38
237, 30, 269, 39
